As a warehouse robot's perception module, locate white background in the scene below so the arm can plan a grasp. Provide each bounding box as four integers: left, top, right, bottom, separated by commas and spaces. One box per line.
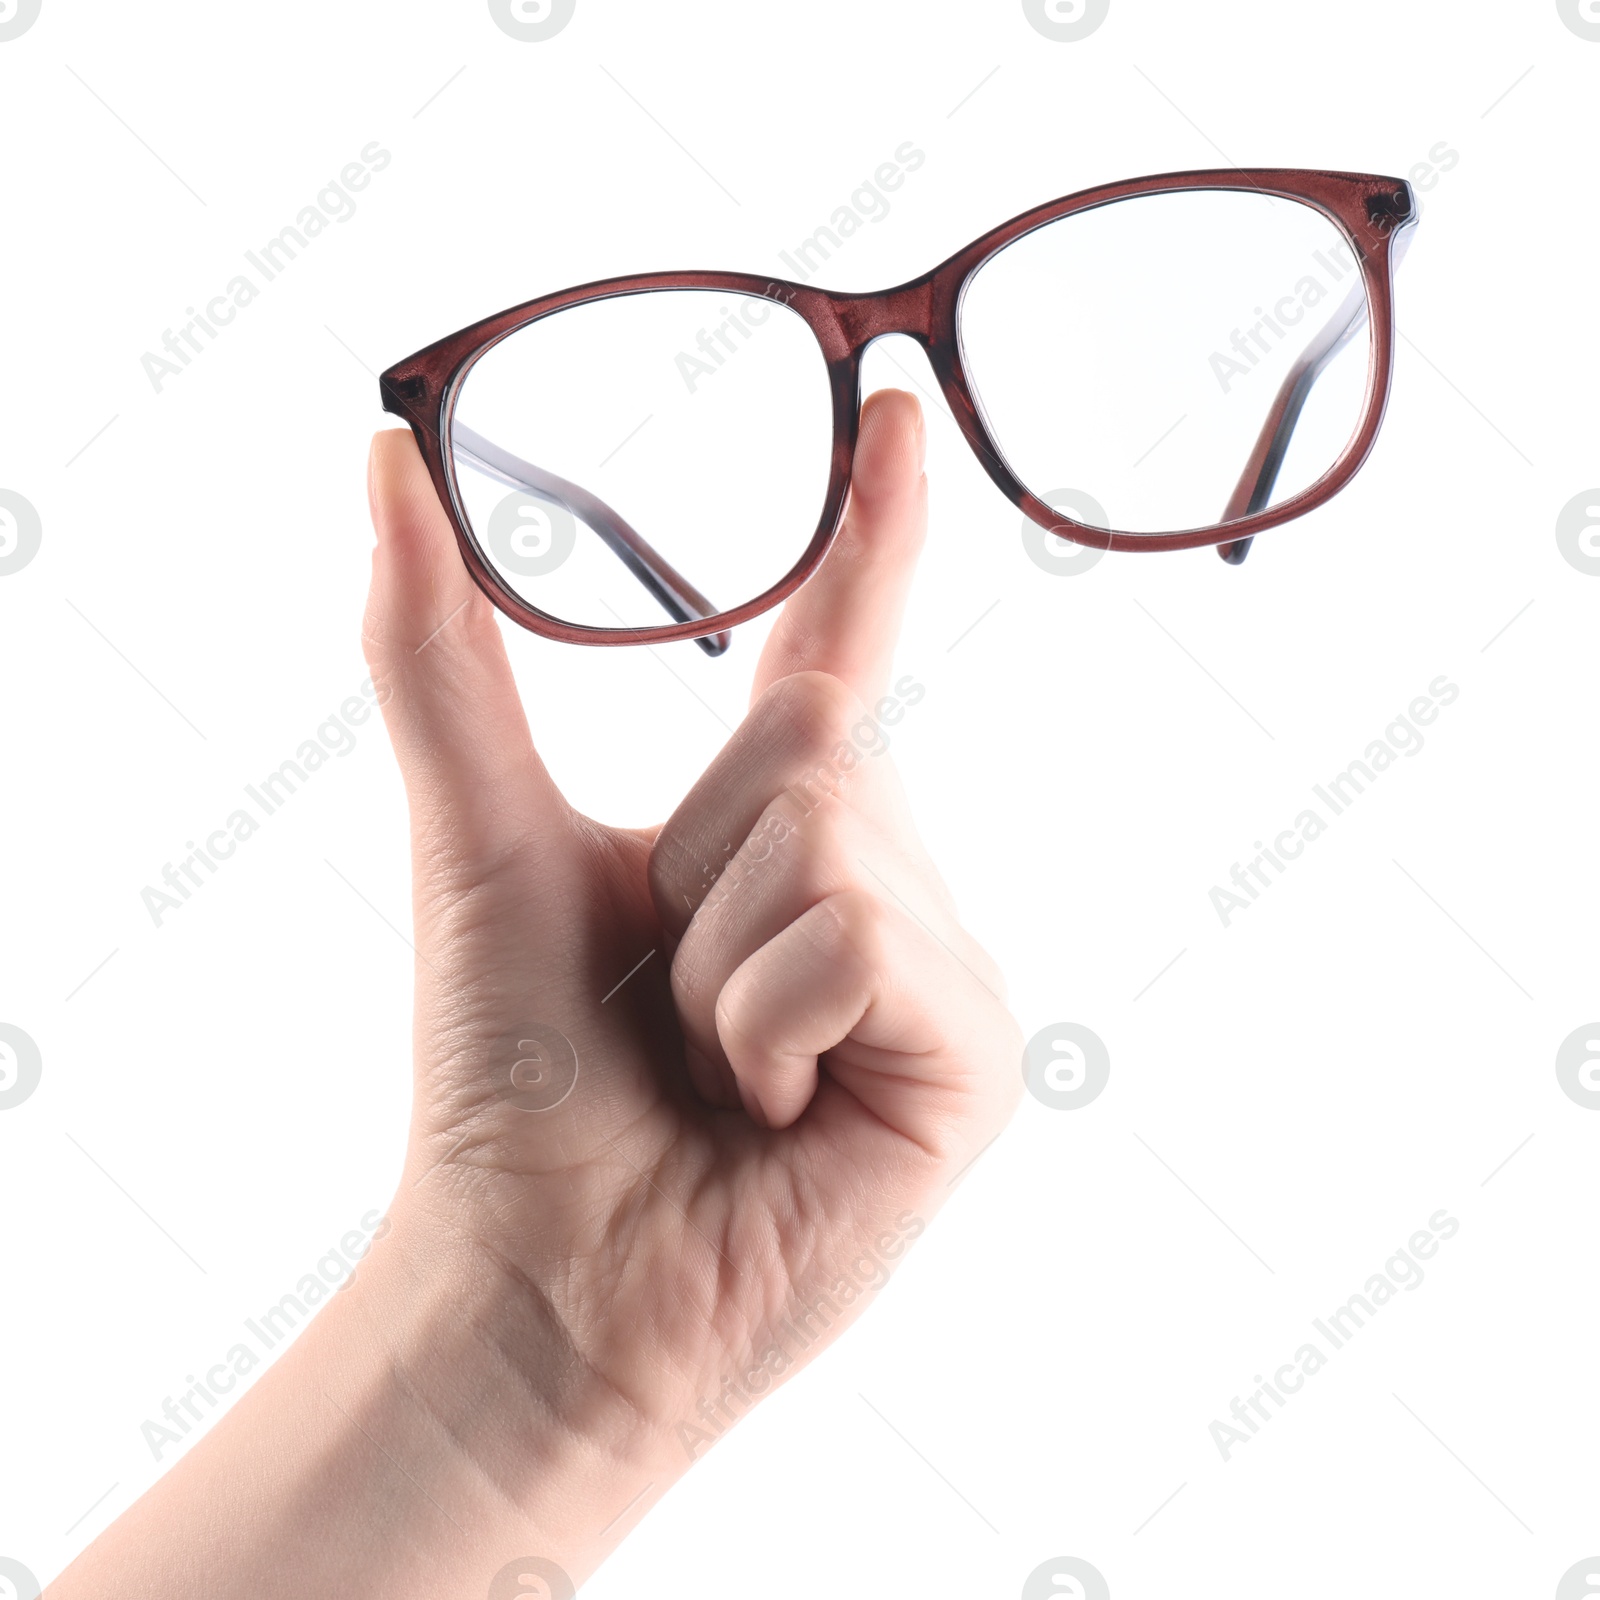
2, 2, 1597, 1596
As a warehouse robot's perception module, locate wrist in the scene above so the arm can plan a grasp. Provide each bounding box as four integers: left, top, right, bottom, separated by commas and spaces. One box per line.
48, 1197, 674, 1600
321, 1195, 677, 1584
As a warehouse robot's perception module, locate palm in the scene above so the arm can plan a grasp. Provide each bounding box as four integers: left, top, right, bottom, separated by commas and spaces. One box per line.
404, 802, 955, 1427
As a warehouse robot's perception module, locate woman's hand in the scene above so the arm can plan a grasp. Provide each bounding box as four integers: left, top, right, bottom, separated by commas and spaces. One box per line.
47, 391, 1021, 1600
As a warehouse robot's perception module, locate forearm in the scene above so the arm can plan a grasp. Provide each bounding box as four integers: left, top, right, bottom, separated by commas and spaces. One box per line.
47, 1200, 673, 1599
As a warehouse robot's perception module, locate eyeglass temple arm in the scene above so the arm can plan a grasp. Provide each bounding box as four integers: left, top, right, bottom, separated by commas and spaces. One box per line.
1217, 220, 1417, 565
450, 423, 732, 657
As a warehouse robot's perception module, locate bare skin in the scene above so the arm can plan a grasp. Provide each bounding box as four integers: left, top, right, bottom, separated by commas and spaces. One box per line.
47, 390, 1022, 1599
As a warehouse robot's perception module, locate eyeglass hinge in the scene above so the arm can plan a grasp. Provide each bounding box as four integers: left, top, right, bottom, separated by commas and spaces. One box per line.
1365, 187, 1413, 233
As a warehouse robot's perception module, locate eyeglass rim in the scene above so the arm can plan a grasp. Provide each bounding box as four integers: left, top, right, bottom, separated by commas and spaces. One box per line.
379, 166, 1416, 648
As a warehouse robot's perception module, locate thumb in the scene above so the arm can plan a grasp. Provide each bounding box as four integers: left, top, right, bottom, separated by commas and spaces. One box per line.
363, 428, 571, 870
751, 388, 926, 706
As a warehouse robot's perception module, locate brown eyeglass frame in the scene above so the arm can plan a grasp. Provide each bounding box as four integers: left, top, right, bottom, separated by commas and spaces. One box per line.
380, 167, 1417, 655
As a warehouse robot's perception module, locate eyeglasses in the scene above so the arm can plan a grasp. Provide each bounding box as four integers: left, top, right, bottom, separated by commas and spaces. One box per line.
380, 167, 1416, 657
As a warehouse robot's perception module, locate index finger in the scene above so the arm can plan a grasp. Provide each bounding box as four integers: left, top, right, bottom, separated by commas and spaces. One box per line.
750, 388, 926, 706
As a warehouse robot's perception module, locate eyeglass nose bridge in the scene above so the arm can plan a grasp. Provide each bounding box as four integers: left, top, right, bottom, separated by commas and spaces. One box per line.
827, 272, 940, 354
812, 270, 1010, 521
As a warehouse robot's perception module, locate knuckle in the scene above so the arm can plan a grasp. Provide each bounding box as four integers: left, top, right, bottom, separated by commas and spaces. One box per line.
360, 593, 404, 679
730, 801, 863, 925
730, 796, 803, 882
760, 673, 880, 817
758, 670, 865, 752
362, 582, 498, 684
749, 791, 831, 866
819, 885, 893, 972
